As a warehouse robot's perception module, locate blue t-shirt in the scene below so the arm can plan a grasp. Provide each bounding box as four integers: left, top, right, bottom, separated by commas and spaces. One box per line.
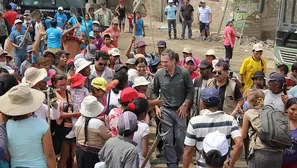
46, 27, 62, 49
7, 117, 49, 168
132, 18, 144, 36
289, 85, 297, 98
10, 30, 29, 56
76, 25, 87, 49
45, 19, 51, 29
86, 20, 93, 33
54, 13, 67, 27
11, 25, 26, 32
68, 16, 84, 27
165, 5, 177, 20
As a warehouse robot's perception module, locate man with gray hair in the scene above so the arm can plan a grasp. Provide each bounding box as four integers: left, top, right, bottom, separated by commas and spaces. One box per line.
153, 49, 194, 168
99, 112, 139, 167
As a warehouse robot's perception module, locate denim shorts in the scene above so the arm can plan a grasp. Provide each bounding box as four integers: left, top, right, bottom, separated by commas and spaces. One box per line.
200, 21, 210, 30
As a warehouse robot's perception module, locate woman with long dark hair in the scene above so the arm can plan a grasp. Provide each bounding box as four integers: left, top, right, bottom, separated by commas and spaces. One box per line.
107, 71, 128, 108
75, 95, 111, 168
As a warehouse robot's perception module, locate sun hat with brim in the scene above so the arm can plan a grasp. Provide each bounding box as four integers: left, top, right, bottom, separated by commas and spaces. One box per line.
0, 49, 7, 56
80, 95, 105, 117
21, 67, 48, 87
74, 58, 92, 74
0, 84, 45, 116
70, 73, 87, 88
5, 55, 13, 62
108, 48, 120, 56
132, 76, 151, 88
14, 19, 22, 25
205, 49, 216, 56
43, 50, 59, 65
91, 77, 107, 91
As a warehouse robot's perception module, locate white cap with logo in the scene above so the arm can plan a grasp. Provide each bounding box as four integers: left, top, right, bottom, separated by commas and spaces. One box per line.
253, 43, 264, 51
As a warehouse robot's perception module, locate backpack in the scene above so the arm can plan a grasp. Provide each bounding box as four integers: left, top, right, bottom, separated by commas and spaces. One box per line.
258, 105, 291, 149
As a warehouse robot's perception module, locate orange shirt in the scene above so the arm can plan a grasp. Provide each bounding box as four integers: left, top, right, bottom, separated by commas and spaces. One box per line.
103, 27, 120, 48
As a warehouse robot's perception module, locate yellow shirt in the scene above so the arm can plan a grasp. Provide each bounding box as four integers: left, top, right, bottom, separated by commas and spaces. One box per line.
239, 56, 267, 91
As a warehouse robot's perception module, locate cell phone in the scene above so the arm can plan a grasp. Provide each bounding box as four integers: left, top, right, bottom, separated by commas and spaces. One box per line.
283, 83, 287, 95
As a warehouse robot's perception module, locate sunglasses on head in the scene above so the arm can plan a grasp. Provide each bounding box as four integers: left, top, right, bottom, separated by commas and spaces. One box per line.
213, 70, 223, 75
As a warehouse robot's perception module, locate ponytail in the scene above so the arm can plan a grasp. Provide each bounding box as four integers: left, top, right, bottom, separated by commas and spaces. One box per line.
84, 117, 91, 145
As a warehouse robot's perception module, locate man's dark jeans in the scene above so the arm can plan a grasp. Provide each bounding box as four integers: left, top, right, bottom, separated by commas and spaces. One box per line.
181, 20, 192, 39
168, 19, 177, 38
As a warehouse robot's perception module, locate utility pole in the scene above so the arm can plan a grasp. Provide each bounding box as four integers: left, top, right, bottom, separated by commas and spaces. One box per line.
217, 0, 229, 34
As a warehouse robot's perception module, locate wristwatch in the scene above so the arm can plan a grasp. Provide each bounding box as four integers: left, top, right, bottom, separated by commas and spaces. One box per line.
182, 103, 188, 107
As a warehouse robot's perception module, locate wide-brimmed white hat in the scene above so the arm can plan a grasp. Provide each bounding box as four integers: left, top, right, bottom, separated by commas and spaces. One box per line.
132, 76, 151, 88
0, 84, 45, 116
205, 49, 216, 56
80, 95, 104, 117
74, 58, 92, 74
22, 67, 48, 87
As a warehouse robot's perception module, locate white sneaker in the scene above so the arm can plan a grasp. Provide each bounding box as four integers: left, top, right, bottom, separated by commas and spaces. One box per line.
66, 129, 76, 139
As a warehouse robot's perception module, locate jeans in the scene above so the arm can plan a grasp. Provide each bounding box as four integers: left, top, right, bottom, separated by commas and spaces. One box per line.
181, 20, 192, 39
168, 19, 177, 38
161, 106, 187, 168
14, 55, 27, 71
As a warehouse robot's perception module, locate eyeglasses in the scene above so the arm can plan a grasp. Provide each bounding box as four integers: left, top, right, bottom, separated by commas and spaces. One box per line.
213, 70, 223, 75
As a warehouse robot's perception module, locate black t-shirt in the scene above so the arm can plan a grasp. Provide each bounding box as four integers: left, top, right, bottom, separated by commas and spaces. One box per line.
180, 4, 194, 21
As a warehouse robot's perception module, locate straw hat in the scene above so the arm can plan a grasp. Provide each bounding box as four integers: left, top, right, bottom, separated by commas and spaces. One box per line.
22, 67, 48, 87
0, 84, 45, 116
80, 95, 104, 117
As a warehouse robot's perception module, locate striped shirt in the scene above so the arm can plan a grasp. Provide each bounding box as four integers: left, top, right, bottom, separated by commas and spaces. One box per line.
184, 110, 241, 168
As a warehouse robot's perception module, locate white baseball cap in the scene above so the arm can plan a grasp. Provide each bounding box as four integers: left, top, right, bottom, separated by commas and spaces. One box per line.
253, 43, 264, 51
168, 0, 174, 3
14, 19, 22, 25
183, 47, 192, 54
58, 7, 64, 10
108, 48, 120, 56
203, 131, 229, 156
205, 49, 216, 56
74, 58, 92, 74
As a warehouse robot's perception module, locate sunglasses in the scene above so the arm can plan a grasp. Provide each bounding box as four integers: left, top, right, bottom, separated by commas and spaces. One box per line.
98, 62, 106, 66
213, 70, 223, 75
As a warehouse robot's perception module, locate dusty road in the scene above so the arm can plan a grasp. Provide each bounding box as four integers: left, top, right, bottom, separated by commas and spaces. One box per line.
117, 17, 275, 168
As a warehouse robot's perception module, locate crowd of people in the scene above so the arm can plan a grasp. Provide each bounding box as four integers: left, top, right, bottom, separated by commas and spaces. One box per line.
0, 0, 296, 168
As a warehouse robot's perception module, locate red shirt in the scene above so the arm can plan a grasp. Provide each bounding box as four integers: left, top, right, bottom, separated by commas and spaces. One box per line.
190, 71, 200, 80
100, 44, 114, 53
3, 11, 18, 26
286, 77, 295, 89
103, 27, 120, 48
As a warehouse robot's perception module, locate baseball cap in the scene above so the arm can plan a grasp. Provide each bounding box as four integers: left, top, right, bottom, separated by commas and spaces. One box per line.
24, 10, 30, 16
136, 41, 147, 48
168, 0, 174, 3
185, 57, 195, 64
226, 19, 234, 26
86, 44, 97, 60
118, 112, 138, 135
14, 19, 22, 25
26, 45, 33, 52
201, 87, 220, 104
115, 64, 128, 72
16, 6, 21, 10
183, 47, 192, 54
267, 72, 286, 85
89, 32, 95, 39
157, 40, 167, 47
198, 59, 212, 69
120, 87, 139, 103
205, 49, 215, 56
93, 21, 100, 25
43, 50, 55, 57
253, 43, 264, 51
58, 7, 64, 10
126, 58, 136, 65
251, 71, 265, 80
203, 131, 229, 156
91, 77, 107, 91
108, 48, 120, 56
56, 50, 70, 57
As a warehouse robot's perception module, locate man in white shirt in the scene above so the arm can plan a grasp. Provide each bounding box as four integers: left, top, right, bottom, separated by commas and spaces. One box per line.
197, 0, 212, 41
264, 72, 290, 112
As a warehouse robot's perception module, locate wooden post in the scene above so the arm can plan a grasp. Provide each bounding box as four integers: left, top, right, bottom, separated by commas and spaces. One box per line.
217, 0, 229, 34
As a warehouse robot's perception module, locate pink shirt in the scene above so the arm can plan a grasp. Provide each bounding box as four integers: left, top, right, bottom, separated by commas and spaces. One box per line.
103, 28, 120, 48
100, 44, 114, 53
178, 57, 200, 71
224, 26, 236, 46
108, 108, 124, 136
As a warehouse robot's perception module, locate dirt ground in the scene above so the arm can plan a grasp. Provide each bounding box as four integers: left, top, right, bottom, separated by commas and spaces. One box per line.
116, 18, 276, 168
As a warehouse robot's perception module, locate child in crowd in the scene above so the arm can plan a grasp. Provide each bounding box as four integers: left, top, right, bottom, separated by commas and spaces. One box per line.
124, 97, 150, 168
132, 11, 145, 43
66, 73, 89, 138
100, 33, 114, 53
278, 64, 295, 90
127, 13, 134, 33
